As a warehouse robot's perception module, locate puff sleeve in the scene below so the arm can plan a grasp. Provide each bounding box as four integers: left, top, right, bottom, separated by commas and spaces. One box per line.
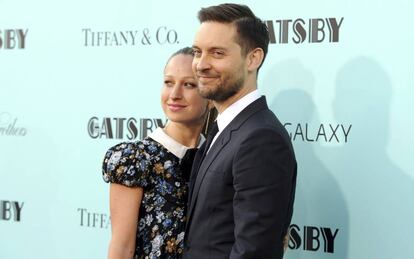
102, 142, 150, 188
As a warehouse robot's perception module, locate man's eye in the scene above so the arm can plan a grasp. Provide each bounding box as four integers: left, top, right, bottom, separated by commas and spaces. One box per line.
213, 51, 224, 57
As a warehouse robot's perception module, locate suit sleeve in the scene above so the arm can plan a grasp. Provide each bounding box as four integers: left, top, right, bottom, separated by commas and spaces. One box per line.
230, 128, 296, 259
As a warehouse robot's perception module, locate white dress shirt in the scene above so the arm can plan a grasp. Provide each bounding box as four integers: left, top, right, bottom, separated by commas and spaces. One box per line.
208, 89, 261, 151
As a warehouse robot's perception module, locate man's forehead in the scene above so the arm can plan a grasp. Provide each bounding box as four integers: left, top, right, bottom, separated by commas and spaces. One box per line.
193, 22, 237, 48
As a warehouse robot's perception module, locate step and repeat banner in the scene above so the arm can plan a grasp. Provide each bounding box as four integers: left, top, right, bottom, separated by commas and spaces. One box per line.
1, 0, 413, 258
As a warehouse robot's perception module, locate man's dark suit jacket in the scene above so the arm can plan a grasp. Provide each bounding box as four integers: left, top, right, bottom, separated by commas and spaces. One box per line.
183, 96, 297, 259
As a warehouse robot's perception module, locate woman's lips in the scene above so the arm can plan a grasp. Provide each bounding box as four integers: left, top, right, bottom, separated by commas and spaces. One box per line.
168, 104, 186, 112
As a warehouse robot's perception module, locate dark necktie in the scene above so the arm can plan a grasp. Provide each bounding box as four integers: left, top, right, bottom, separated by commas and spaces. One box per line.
197, 121, 219, 172
181, 148, 198, 182
188, 121, 219, 204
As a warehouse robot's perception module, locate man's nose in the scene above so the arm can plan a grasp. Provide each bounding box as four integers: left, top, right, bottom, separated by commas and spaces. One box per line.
195, 53, 211, 71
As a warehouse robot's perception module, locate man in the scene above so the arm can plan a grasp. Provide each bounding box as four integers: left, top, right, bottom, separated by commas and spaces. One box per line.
184, 4, 297, 259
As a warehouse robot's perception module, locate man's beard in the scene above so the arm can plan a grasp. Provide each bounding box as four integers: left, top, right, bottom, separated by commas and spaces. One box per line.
199, 73, 245, 102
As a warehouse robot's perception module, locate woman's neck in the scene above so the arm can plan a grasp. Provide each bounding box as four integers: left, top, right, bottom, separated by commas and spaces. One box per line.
163, 121, 203, 148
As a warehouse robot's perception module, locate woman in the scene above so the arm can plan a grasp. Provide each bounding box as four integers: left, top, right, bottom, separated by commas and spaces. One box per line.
102, 47, 215, 259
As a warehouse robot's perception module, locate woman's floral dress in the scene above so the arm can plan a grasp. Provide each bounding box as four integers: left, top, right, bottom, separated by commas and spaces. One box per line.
102, 134, 194, 259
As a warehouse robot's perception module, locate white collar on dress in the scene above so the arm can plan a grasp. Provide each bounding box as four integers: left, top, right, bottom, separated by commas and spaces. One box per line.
148, 127, 205, 159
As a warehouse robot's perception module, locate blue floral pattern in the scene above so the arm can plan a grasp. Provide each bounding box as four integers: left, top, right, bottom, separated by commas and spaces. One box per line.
102, 137, 189, 259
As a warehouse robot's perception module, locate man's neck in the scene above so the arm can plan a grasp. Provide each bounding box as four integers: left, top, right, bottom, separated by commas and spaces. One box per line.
214, 84, 256, 114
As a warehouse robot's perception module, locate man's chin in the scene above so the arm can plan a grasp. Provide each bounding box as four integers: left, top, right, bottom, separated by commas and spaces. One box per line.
199, 90, 216, 100
198, 84, 212, 95
199, 91, 212, 100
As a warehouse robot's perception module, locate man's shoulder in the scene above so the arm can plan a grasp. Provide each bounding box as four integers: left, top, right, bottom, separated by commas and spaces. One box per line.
238, 107, 291, 143
244, 107, 282, 128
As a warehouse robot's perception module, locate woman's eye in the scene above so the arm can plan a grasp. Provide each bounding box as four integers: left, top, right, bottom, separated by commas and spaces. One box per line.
184, 82, 197, 88
164, 80, 173, 86
192, 49, 201, 57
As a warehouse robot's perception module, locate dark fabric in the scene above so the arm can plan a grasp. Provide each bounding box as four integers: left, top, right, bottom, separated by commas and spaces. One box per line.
181, 148, 198, 182
184, 96, 297, 259
102, 138, 190, 258
186, 121, 218, 213
196, 121, 218, 171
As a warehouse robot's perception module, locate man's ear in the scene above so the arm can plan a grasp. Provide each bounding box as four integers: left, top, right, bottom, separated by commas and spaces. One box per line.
246, 48, 264, 72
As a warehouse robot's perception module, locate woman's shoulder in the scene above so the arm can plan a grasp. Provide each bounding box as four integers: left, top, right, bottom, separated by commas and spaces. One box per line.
101, 138, 160, 187
104, 137, 164, 159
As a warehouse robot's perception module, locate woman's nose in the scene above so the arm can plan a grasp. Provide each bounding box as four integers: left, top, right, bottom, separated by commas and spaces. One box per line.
170, 84, 183, 99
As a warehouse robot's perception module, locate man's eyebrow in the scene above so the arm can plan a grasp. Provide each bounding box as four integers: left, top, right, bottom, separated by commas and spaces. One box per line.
192, 45, 228, 51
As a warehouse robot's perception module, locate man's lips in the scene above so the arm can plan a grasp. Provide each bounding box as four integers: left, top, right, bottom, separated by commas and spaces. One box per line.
197, 75, 219, 83
167, 103, 186, 112
197, 73, 218, 78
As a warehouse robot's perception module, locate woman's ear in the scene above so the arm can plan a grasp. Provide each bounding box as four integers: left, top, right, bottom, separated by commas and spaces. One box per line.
207, 100, 215, 110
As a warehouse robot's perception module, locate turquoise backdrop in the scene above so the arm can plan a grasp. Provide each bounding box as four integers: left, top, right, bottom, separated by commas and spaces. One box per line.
1, 1, 413, 258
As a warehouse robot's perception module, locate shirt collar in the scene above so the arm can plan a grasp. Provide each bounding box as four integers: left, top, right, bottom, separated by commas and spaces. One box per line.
148, 127, 205, 159
216, 89, 261, 133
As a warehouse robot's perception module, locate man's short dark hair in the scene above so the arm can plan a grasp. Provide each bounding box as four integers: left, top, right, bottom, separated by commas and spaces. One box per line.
198, 3, 269, 70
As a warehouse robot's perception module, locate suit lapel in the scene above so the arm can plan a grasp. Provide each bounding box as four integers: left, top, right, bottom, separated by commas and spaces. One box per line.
187, 143, 205, 202
187, 96, 269, 222
188, 129, 232, 211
